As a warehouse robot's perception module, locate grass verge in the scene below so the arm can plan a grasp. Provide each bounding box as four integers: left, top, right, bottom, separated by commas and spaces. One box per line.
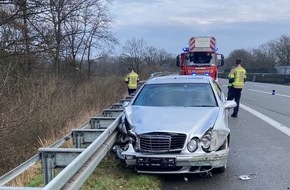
24, 151, 162, 190
81, 151, 161, 190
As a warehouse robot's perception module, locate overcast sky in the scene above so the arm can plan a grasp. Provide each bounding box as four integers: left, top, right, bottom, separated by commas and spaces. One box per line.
110, 0, 290, 56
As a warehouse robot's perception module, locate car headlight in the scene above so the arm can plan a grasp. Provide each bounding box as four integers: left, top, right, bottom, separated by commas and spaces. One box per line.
200, 130, 212, 152
187, 137, 198, 152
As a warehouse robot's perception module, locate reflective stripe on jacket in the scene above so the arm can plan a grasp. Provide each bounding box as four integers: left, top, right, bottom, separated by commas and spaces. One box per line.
228, 66, 246, 89
125, 71, 139, 89
228, 80, 233, 88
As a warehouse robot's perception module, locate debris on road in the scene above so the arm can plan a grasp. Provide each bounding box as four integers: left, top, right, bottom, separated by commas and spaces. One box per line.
239, 173, 257, 181
239, 175, 251, 180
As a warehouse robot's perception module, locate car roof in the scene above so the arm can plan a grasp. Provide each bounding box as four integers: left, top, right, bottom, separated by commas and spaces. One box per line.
146, 75, 212, 85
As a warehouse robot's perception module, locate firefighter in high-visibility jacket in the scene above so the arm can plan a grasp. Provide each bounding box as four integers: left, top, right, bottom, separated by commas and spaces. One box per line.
125, 68, 139, 95
227, 58, 246, 117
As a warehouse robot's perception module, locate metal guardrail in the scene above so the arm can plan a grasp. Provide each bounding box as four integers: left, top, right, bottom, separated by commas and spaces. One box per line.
218, 72, 290, 85
150, 71, 178, 78
0, 95, 135, 190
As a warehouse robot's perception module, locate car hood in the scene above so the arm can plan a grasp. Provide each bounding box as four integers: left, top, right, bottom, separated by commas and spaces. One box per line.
124, 106, 219, 136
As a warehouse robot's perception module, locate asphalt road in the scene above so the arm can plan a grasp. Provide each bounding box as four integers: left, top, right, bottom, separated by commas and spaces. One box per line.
161, 79, 290, 190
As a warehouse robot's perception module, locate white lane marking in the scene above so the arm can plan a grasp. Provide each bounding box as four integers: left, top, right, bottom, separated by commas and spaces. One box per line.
240, 104, 290, 137
249, 89, 290, 98
252, 84, 269, 88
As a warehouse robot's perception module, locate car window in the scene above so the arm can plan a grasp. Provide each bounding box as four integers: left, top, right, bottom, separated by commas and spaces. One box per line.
133, 83, 217, 107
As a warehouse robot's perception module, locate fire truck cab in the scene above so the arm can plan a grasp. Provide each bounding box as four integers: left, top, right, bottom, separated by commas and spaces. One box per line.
176, 37, 224, 80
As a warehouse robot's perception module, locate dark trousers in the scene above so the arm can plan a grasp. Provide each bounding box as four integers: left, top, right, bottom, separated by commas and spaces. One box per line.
128, 88, 136, 95
227, 87, 242, 115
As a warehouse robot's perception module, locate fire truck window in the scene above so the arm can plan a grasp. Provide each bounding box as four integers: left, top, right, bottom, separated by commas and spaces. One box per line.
193, 53, 210, 64
185, 53, 215, 66
205, 54, 212, 63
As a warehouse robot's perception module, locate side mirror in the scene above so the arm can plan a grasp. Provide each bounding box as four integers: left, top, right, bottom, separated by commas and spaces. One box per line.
176, 55, 181, 67
122, 101, 130, 108
224, 100, 237, 109
221, 54, 224, 66
218, 54, 224, 67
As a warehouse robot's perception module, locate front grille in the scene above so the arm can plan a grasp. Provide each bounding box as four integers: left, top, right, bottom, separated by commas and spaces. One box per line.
139, 132, 186, 153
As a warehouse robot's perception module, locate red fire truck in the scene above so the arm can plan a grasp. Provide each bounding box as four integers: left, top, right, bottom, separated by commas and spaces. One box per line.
176, 36, 224, 80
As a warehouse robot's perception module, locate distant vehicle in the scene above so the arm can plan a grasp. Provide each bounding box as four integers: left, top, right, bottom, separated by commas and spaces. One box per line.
114, 75, 236, 174
176, 37, 224, 80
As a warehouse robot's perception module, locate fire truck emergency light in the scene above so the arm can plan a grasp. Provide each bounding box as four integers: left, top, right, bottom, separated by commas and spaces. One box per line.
204, 72, 210, 76
182, 47, 189, 52
191, 72, 210, 76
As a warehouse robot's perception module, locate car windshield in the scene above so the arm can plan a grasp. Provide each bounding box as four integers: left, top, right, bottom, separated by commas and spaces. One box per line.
133, 83, 217, 107
185, 52, 215, 66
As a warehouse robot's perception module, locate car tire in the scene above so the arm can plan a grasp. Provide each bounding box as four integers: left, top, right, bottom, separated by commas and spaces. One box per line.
213, 166, 226, 173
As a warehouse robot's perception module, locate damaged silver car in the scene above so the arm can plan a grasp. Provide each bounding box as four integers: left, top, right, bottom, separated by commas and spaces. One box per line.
114, 75, 236, 174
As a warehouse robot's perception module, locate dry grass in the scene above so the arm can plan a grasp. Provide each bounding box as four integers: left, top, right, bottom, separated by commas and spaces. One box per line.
6, 111, 103, 187
6, 163, 42, 187
0, 65, 166, 187
0, 74, 126, 180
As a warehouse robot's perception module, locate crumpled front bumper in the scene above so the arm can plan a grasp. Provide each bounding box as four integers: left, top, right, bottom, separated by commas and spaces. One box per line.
122, 146, 229, 174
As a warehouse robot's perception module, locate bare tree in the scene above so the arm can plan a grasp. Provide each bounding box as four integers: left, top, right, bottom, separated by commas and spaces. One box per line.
122, 38, 148, 73
27, 0, 90, 76
226, 35, 290, 72
82, 2, 117, 78
23, 0, 116, 77
0, 0, 45, 74
270, 35, 290, 66
251, 43, 276, 72
144, 46, 158, 66
225, 49, 253, 71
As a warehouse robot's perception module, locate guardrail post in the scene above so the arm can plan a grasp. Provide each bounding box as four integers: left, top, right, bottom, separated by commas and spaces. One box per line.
111, 103, 123, 109
102, 109, 123, 117
41, 153, 55, 185
40, 148, 84, 186
72, 129, 105, 148
90, 117, 117, 129
76, 133, 83, 148
90, 118, 100, 129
